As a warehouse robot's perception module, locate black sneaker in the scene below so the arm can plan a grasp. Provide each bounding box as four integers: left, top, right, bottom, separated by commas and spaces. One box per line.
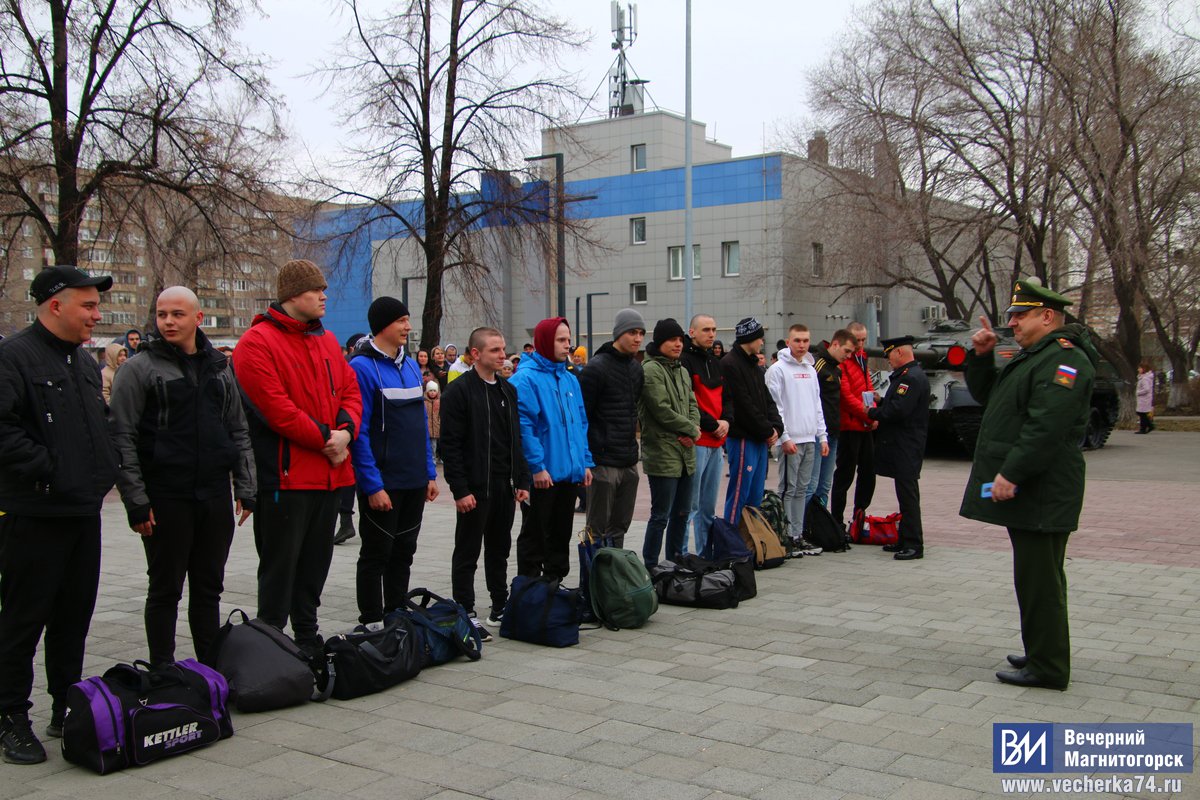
485, 609, 504, 627
1, 713, 47, 765
45, 708, 64, 739
296, 634, 326, 659
333, 514, 356, 545
469, 615, 493, 643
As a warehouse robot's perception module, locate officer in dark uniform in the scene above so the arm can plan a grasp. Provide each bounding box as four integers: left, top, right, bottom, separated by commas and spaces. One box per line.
960, 278, 1096, 690
867, 335, 930, 561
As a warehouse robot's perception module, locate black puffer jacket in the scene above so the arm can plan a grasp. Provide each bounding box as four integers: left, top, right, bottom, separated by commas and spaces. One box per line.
579, 341, 644, 467
720, 344, 783, 443
0, 321, 118, 516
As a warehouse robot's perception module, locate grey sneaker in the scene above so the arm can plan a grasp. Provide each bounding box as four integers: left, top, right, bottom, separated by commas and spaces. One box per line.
1, 713, 47, 765
796, 537, 825, 556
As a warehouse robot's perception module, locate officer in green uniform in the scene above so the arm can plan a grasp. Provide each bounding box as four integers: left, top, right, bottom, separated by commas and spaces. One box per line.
959, 277, 1097, 690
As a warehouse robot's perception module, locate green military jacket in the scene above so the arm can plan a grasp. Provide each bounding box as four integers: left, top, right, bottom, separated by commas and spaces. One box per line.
958, 323, 1097, 532
638, 351, 700, 478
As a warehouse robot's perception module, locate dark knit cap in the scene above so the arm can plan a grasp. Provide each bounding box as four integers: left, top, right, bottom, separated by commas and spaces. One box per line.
651, 318, 686, 348
734, 317, 765, 345
277, 259, 327, 303
533, 317, 568, 361
368, 296, 410, 335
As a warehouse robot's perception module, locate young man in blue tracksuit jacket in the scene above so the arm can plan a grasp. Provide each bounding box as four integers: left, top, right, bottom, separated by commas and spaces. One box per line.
507, 317, 593, 580
349, 298, 438, 627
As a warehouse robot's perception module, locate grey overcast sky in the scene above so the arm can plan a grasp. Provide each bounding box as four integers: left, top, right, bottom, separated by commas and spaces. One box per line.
244, 1, 856, 173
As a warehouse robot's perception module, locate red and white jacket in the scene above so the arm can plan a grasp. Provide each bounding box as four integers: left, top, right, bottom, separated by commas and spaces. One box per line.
233, 305, 362, 491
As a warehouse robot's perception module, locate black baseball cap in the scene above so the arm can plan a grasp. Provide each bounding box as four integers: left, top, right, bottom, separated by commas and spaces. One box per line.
30, 266, 113, 304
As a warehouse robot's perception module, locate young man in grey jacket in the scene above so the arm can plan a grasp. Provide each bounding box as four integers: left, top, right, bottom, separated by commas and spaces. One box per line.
110, 287, 256, 667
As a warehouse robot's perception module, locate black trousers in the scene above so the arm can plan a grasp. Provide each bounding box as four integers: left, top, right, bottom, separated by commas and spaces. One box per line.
253, 490, 338, 643
1009, 528, 1071, 687
451, 475, 516, 616
142, 493, 235, 665
355, 486, 426, 624
517, 482, 580, 580
0, 514, 100, 715
893, 476, 924, 551
831, 430, 876, 522
338, 484, 356, 517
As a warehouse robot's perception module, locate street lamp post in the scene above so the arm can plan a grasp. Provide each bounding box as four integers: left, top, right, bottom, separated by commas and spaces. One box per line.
525, 153, 566, 319
586, 291, 609, 352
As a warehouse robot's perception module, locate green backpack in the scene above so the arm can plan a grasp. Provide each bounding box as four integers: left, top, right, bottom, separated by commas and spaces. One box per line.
589, 548, 658, 630
760, 490, 791, 549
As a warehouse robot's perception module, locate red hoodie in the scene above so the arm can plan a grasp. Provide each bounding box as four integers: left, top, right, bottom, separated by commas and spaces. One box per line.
839, 349, 875, 433
233, 305, 363, 491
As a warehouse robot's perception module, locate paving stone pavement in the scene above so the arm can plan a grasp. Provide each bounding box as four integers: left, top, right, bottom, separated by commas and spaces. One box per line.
4, 430, 1199, 799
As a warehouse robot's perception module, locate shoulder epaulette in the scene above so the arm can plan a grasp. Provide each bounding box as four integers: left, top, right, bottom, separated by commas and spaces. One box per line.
1056, 338, 1075, 349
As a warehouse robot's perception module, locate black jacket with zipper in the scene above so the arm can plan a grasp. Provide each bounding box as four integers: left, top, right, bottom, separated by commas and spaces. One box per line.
720, 344, 784, 443
0, 321, 119, 516
578, 340, 644, 468
439, 368, 532, 500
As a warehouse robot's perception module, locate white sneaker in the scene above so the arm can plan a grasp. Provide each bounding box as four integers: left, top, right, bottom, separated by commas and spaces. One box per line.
363, 621, 385, 633
795, 538, 823, 556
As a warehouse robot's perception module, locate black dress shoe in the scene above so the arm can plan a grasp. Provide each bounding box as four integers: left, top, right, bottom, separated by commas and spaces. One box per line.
893, 548, 923, 560
1007, 654, 1028, 669
995, 667, 1066, 690
881, 543, 902, 553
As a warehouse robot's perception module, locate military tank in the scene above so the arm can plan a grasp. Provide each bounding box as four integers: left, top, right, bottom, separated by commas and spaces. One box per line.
867, 319, 1121, 454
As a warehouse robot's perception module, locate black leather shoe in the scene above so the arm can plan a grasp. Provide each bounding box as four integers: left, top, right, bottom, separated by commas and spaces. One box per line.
893, 548, 923, 560
1006, 654, 1028, 669
881, 543, 902, 553
996, 667, 1066, 690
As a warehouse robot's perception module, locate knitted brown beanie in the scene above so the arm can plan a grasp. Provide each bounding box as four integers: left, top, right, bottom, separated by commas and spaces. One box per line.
277, 259, 327, 303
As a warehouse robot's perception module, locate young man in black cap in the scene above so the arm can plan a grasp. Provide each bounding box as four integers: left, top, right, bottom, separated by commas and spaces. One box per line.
348, 297, 438, 630
0, 266, 118, 764
868, 335, 930, 560
721, 317, 784, 523
440, 327, 531, 634
961, 277, 1096, 690
638, 318, 700, 567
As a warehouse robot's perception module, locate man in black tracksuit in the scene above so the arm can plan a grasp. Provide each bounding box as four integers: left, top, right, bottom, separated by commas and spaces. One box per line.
0, 267, 118, 764
809, 330, 857, 508
110, 287, 257, 667
441, 328, 531, 628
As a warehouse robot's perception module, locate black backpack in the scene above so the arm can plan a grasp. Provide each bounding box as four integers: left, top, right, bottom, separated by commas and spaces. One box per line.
803, 499, 849, 553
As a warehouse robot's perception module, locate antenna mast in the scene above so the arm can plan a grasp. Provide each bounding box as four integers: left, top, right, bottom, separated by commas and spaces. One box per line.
609, 2, 645, 117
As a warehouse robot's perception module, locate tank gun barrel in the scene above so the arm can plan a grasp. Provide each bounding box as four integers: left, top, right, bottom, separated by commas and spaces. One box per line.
865, 346, 967, 369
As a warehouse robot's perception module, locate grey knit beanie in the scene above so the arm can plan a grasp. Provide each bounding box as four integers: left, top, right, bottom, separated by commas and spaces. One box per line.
612, 308, 647, 340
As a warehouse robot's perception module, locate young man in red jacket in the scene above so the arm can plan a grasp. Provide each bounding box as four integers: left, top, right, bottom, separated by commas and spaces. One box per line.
233, 260, 362, 655
831, 321, 877, 528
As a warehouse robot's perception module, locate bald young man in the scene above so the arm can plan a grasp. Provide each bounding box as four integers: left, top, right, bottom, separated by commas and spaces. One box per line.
111, 287, 256, 667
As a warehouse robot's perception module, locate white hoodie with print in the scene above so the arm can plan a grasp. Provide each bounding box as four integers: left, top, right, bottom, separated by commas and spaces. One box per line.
765, 347, 828, 446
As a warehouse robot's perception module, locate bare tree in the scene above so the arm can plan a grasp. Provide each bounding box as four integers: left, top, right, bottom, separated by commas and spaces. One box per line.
1049, 0, 1200, 406
317, 0, 590, 350
0, 0, 285, 275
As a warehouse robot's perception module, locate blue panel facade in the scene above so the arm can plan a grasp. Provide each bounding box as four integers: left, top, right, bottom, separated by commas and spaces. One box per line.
314, 155, 783, 333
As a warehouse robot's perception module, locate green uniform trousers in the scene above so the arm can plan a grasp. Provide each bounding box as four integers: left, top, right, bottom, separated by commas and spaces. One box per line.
1008, 528, 1070, 688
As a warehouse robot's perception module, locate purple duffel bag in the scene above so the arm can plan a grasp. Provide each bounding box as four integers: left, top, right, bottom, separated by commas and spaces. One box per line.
61, 659, 233, 774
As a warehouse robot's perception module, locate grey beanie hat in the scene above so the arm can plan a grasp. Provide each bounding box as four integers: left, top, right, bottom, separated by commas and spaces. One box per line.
612, 308, 647, 340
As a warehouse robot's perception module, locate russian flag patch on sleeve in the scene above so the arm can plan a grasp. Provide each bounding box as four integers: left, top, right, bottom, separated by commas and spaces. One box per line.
1054, 364, 1077, 388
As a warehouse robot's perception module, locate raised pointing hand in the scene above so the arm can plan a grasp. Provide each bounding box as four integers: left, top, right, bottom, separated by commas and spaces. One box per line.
972, 315, 998, 355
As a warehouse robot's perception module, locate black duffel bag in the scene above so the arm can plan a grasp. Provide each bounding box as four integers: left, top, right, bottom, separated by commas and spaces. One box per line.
210, 609, 323, 712
650, 558, 741, 609
323, 615, 424, 700
678, 553, 756, 601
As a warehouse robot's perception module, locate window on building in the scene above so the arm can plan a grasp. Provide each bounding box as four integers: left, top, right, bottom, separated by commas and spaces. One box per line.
722, 241, 740, 277
631, 144, 646, 172
811, 242, 824, 278
668, 245, 701, 280
22, 268, 35, 280
630, 282, 648, 304
234, 279, 250, 292
630, 217, 646, 245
